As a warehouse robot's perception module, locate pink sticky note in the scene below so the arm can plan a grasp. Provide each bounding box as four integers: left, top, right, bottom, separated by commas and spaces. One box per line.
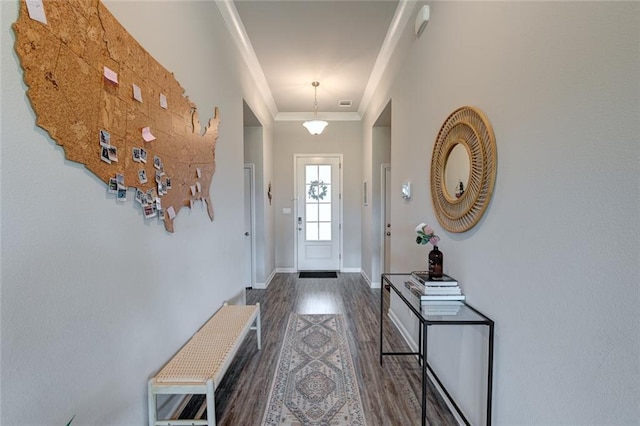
103, 66, 118, 84
133, 84, 143, 102
26, 0, 47, 24
142, 127, 156, 142
167, 206, 176, 220
159, 93, 168, 109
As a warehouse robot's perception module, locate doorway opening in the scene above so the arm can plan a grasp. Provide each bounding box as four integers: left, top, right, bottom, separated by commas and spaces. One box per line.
373, 101, 392, 282
243, 101, 262, 288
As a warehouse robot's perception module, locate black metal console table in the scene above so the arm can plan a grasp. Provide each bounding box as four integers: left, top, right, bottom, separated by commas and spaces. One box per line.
379, 273, 494, 426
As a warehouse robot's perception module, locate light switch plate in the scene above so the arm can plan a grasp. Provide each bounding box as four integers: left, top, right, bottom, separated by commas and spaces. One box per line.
401, 182, 411, 199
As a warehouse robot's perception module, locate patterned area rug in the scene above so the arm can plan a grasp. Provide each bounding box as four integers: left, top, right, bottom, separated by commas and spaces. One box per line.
262, 314, 366, 425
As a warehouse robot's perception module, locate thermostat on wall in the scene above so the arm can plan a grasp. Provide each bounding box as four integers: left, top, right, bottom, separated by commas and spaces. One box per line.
401, 182, 411, 199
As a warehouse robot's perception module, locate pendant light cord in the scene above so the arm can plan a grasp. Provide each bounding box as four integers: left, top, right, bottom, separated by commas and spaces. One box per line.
312, 81, 320, 118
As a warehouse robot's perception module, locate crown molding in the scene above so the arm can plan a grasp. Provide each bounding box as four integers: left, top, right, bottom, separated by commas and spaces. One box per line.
215, 0, 279, 118
358, 0, 415, 116
276, 112, 361, 122
216, 0, 414, 121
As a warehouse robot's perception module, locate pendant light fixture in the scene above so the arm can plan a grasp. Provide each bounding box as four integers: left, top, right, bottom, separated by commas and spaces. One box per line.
303, 81, 328, 135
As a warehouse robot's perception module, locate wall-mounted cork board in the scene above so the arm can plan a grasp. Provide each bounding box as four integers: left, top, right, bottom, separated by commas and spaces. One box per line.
12, 0, 220, 233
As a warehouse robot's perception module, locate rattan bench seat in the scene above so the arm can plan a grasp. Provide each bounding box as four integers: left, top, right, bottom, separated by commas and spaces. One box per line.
148, 303, 261, 426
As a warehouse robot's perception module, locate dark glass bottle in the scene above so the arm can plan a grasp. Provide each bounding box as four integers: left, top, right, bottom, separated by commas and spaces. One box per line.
428, 246, 443, 279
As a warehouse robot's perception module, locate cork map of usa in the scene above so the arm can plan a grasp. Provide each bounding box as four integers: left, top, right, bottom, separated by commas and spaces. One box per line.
13, 0, 220, 233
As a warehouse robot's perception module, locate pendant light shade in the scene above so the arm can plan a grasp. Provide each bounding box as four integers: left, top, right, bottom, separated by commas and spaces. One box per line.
303, 81, 328, 135
303, 119, 329, 135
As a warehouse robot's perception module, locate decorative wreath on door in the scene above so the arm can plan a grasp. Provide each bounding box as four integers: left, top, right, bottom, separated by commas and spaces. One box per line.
308, 180, 328, 201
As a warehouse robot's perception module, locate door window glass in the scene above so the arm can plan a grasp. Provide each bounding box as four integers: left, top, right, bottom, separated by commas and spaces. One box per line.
305, 164, 332, 241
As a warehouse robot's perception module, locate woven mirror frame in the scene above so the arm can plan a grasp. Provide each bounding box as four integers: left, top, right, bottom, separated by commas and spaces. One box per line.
430, 106, 497, 233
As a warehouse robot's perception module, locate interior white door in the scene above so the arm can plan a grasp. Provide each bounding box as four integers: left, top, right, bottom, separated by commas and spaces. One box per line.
243, 166, 254, 287
296, 156, 341, 271
383, 165, 391, 273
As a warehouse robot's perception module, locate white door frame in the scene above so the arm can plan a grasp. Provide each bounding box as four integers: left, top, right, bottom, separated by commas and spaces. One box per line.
243, 164, 256, 287
293, 153, 343, 272
380, 163, 391, 275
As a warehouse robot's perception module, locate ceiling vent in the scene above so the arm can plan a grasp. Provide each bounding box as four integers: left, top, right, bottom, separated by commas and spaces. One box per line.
338, 100, 352, 108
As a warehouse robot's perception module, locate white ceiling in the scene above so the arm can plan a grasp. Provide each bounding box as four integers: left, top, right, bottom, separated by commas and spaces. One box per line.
223, 0, 408, 124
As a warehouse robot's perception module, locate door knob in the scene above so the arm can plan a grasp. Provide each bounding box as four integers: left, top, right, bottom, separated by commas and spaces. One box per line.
245, 232, 249, 236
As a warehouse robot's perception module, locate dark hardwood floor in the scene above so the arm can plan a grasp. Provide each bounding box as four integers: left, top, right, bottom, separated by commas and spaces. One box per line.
179, 272, 457, 425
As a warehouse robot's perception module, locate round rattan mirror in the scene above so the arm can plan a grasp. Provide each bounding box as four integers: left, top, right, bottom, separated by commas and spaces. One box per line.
430, 106, 497, 233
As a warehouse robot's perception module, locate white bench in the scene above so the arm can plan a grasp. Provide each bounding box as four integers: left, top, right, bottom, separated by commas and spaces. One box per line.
148, 303, 261, 426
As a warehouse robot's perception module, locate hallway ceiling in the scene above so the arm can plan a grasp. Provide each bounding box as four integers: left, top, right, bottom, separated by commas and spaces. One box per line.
229, 0, 402, 122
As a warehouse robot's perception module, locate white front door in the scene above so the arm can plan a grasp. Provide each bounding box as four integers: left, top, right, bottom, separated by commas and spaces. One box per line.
296, 156, 341, 271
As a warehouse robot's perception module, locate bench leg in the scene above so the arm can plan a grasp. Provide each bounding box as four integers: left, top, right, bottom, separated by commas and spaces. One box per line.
148, 380, 157, 426
206, 379, 216, 426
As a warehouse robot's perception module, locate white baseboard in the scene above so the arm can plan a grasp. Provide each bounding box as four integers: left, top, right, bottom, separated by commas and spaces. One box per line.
265, 269, 276, 287
388, 308, 417, 350
360, 270, 381, 288
253, 269, 277, 289
273, 268, 362, 274
360, 270, 371, 285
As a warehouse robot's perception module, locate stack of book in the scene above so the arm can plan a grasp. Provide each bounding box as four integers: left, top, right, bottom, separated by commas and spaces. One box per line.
404, 272, 464, 315
422, 301, 462, 316
404, 271, 465, 302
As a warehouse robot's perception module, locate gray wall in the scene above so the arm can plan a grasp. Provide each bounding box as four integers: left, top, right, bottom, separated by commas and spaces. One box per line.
363, 1, 640, 424
1, 1, 274, 424
243, 109, 276, 288
273, 121, 362, 271
371, 126, 391, 282
244, 126, 265, 285
361, 124, 391, 286
244, 123, 275, 287
2, 1, 638, 424
262, 124, 275, 283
